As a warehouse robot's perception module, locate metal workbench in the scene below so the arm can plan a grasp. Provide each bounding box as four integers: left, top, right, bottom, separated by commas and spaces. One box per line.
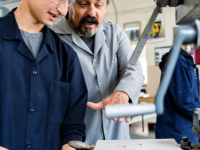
94, 139, 181, 150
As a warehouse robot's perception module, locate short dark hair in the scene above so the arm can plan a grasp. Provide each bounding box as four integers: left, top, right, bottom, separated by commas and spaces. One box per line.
107, 0, 110, 4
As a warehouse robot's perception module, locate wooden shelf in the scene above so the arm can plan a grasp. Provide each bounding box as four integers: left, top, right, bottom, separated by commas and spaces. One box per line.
139, 97, 155, 103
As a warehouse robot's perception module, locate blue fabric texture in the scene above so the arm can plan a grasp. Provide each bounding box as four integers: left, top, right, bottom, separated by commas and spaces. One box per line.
0, 8, 88, 150
156, 51, 200, 144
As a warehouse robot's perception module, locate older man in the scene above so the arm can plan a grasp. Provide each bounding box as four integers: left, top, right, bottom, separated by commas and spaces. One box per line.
50, 0, 144, 145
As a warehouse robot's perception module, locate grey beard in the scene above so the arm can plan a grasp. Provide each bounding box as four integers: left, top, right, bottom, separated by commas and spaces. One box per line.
69, 18, 98, 37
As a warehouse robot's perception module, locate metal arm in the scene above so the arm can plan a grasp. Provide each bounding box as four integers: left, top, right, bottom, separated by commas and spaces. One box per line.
105, 25, 197, 118
129, 5, 162, 65
155, 25, 197, 115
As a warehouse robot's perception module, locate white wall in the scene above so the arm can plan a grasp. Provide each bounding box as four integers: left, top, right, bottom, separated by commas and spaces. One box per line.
104, 0, 178, 66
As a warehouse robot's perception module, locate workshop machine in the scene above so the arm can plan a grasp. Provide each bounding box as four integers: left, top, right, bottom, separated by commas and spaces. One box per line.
69, 0, 200, 149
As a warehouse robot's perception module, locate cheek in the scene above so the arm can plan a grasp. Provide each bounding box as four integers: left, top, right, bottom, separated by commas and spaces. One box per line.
97, 10, 106, 23
37, 0, 53, 14
69, 10, 83, 25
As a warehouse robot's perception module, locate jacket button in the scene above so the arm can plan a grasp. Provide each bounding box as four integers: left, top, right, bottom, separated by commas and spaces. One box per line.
32, 70, 37, 75
26, 143, 31, 148
30, 107, 35, 112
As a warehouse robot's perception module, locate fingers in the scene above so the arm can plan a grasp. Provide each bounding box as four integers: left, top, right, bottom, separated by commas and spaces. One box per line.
112, 118, 118, 121
112, 117, 130, 123
125, 117, 131, 122
87, 101, 103, 110
118, 117, 124, 123
112, 117, 124, 123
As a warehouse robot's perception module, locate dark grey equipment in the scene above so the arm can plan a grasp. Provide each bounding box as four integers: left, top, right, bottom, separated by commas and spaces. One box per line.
154, 0, 184, 7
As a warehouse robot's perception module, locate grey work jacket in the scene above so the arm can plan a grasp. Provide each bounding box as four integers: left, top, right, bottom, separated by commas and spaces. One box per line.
50, 17, 145, 144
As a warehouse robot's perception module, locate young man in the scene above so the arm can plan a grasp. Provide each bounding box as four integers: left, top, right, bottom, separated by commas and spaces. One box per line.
50, 0, 144, 145
0, 0, 88, 149
156, 47, 200, 144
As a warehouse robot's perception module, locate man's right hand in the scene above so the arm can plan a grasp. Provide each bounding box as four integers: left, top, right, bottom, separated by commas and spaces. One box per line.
87, 91, 130, 123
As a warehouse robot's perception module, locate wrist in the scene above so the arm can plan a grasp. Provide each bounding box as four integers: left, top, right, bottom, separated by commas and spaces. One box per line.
114, 91, 129, 103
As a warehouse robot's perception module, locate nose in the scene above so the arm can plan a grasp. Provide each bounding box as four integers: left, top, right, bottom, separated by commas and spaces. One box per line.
57, 2, 68, 16
87, 5, 96, 17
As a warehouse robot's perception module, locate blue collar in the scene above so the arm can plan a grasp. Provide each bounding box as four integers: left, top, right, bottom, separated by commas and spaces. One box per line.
3, 8, 55, 53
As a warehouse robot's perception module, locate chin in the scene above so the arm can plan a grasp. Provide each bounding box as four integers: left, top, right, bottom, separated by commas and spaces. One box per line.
43, 20, 54, 27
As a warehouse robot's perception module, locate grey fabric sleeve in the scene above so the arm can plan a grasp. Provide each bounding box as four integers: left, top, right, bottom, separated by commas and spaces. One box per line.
113, 24, 145, 105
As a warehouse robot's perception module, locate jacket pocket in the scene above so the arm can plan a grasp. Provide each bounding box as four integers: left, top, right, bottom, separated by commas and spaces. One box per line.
50, 80, 70, 126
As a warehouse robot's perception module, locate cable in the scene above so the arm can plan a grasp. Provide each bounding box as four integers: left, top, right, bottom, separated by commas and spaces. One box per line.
112, 0, 118, 24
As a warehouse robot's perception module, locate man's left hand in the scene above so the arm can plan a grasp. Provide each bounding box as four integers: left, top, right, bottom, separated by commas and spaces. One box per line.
87, 91, 130, 123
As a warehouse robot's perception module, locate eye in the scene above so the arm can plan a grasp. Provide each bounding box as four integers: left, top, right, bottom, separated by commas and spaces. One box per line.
96, 4, 102, 7
79, 3, 87, 6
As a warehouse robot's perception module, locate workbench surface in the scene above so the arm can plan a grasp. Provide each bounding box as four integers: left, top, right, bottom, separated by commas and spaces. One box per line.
94, 139, 181, 150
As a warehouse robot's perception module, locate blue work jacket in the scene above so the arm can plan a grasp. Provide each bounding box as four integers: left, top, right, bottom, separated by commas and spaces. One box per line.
156, 49, 200, 144
0, 9, 88, 150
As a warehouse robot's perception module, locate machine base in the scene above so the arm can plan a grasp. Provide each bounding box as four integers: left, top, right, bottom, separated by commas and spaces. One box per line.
94, 139, 181, 150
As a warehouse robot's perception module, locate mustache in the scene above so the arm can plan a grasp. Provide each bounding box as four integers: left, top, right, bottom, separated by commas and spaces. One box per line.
79, 16, 99, 25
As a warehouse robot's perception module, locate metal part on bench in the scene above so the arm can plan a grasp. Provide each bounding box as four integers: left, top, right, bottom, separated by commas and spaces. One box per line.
181, 137, 192, 150
68, 141, 95, 150
192, 109, 200, 138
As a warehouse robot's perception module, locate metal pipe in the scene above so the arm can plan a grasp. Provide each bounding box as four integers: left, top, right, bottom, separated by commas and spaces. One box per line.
105, 104, 156, 118
129, 5, 162, 65
155, 25, 197, 115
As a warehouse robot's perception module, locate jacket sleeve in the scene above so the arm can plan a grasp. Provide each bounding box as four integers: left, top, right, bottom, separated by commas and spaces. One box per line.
168, 58, 200, 118
61, 50, 88, 143
113, 24, 145, 104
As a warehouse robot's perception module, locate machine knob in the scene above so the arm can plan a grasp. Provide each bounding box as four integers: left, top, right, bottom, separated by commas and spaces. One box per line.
154, 0, 169, 7
170, 0, 184, 7
154, 0, 184, 7
181, 137, 191, 150
183, 137, 189, 142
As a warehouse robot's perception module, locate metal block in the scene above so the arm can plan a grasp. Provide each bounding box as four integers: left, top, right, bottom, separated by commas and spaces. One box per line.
176, 0, 200, 25
94, 139, 181, 150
